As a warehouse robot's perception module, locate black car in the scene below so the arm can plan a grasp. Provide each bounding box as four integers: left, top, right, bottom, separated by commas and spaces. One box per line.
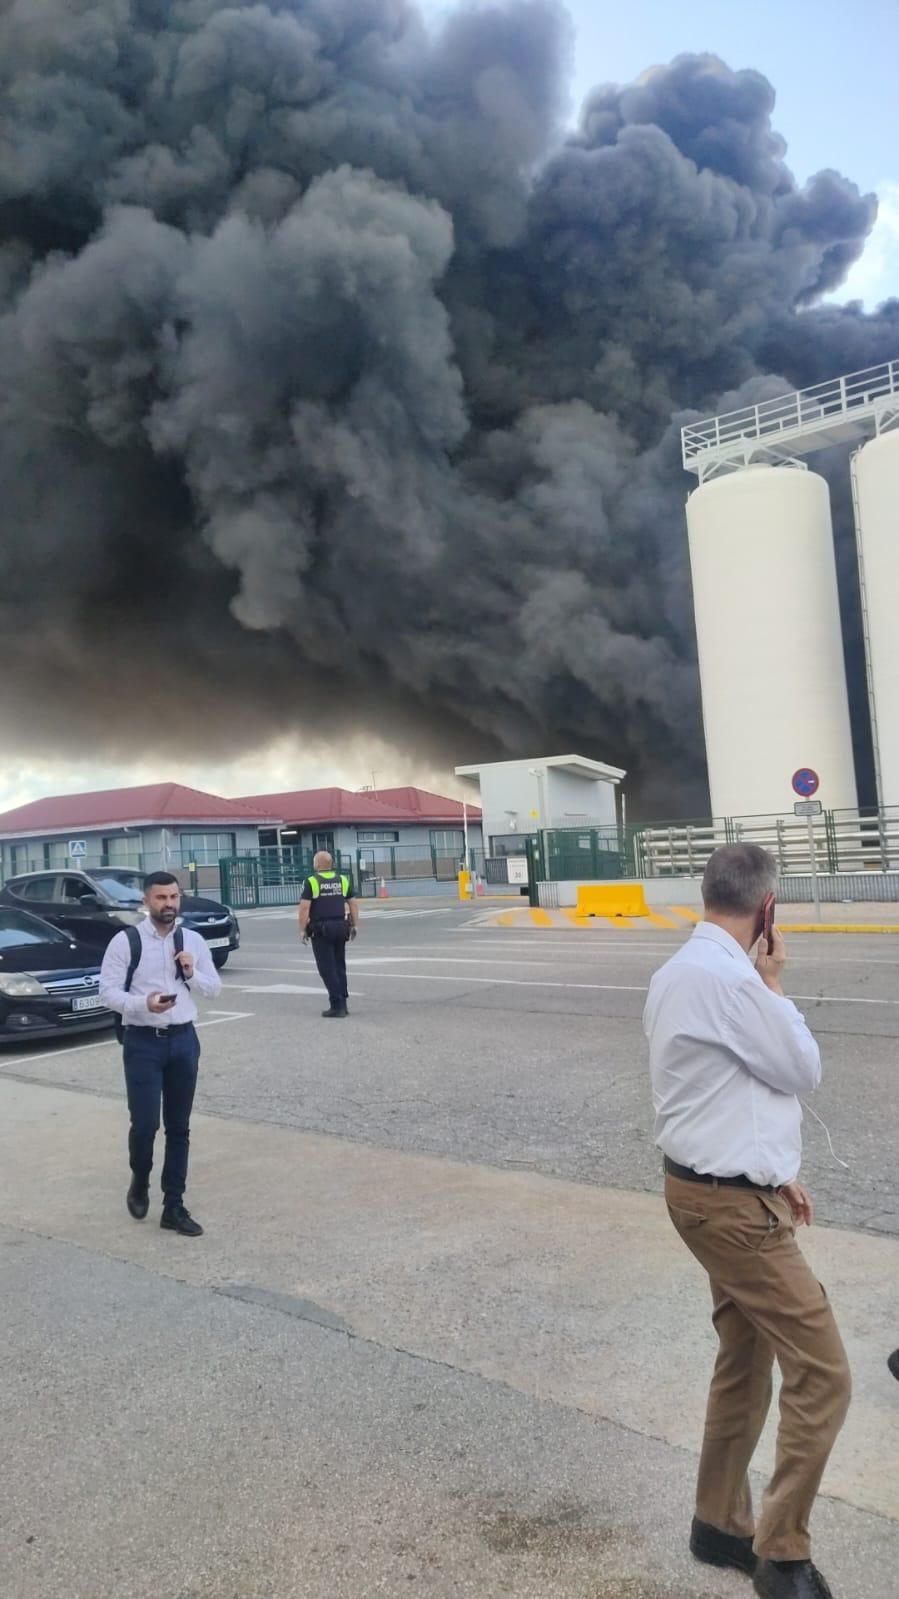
0, 907, 114, 1043
0, 868, 240, 969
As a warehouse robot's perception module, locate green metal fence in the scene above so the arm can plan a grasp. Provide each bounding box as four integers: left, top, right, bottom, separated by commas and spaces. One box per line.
543, 826, 636, 882
220, 850, 356, 910
538, 807, 899, 885
219, 843, 483, 909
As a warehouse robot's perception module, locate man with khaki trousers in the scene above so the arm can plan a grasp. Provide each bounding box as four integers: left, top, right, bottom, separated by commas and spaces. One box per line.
644, 844, 850, 1599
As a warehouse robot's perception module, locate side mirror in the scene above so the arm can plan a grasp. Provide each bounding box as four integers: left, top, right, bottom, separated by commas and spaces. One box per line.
78, 892, 102, 906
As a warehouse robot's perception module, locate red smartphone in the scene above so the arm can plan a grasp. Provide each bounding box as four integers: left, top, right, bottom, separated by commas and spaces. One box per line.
760, 893, 776, 948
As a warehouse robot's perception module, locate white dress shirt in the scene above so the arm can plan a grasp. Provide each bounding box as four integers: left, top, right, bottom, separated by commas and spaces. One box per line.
643, 922, 821, 1187
99, 917, 222, 1029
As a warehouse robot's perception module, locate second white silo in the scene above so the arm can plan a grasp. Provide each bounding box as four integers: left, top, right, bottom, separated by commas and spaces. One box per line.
853, 428, 899, 807
686, 465, 857, 818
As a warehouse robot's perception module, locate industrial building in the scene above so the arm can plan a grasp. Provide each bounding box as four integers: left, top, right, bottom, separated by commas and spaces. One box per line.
240, 786, 482, 880
0, 781, 482, 893
454, 756, 625, 855
0, 783, 279, 886
682, 358, 899, 818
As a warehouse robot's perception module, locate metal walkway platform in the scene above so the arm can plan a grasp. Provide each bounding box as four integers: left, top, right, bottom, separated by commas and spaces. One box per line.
682, 359, 899, 481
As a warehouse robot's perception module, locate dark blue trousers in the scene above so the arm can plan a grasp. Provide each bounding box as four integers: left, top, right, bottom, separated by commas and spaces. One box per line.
123, 1024, 200, 1204
311, 921, 349, 1008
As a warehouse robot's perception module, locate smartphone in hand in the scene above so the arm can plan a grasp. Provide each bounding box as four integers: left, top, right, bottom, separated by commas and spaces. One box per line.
760, 892, 776, 947
158, 993, 178, 1005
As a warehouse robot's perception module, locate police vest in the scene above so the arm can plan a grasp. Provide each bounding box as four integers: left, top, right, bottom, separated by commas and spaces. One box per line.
306, 871, 351, 920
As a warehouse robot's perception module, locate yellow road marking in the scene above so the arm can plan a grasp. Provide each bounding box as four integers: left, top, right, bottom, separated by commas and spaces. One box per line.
528, 907, 553, 927
670, 905, 701, 924
643, 910, 682, 930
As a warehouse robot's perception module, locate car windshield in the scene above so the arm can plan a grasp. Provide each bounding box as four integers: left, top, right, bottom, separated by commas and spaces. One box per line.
0, 909, 69, 949
84, 871, 145, 905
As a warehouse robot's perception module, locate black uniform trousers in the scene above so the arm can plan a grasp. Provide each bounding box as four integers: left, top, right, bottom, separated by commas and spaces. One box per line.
123, 1022, 200, 1204
311, 920, 350, 1008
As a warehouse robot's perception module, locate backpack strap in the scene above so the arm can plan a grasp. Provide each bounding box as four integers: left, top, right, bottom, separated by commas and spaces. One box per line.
122, 924, 143, 993
115, 925, 143, 1045
173, 924, 188, 983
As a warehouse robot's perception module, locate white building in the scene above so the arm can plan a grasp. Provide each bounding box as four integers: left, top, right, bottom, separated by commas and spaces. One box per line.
454, 755, 626, 855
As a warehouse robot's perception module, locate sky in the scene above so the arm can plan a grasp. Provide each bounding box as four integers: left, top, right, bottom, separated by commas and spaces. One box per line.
2, 0, 897, 817
551, 0, 899, 309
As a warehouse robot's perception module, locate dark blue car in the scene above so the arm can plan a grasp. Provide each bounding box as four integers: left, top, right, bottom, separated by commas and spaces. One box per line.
0, 907, 114, 1044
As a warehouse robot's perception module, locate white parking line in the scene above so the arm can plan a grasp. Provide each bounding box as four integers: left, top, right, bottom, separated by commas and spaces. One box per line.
229, 985, 363, 997
0, 1010, 253, 1068
228, 967, 899, 1006
0, 1036, 118, 1069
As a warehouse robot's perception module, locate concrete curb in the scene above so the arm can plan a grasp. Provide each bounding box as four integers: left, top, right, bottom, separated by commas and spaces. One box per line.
486, 907, 899, 933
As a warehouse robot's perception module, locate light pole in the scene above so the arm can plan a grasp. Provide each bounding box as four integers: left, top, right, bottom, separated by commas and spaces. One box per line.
528, 766, 548, 878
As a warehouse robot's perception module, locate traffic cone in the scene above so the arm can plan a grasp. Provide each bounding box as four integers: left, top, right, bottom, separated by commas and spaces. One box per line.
379, 877, 388, 898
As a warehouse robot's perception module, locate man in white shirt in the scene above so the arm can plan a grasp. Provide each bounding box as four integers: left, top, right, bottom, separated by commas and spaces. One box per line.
100, 871, 221, 1236
643, 844, 849, 1599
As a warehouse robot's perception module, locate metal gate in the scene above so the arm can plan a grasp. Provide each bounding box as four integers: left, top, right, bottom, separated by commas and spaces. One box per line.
220, 850, 354, 910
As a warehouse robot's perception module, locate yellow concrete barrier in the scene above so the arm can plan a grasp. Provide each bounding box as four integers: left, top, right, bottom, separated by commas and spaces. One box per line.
575, 883, 650, 919
457, 870, 472, 901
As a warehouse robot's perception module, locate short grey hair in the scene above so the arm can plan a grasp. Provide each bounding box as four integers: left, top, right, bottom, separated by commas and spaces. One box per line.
312, 850, 333, 870
701, 844, 777, 915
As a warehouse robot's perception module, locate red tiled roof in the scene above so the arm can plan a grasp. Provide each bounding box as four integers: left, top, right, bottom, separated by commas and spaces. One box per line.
370, 787, 481, 822
0, 782, 281, 837
238, 787, 417, 825
238, 786, 480, 826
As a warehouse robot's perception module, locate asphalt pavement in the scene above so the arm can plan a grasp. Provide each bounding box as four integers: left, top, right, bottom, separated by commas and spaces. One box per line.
1, 899, 897, 1598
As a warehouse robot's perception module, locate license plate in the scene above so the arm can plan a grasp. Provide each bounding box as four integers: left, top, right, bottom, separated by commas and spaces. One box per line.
72, 996, 103, 1012
207, 937, 231, 949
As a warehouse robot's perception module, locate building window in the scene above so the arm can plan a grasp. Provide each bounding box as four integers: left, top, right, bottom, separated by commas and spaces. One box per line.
430, 829, 464, 856
179, 831, 237, 866
102, 835, 143, 868
489, 834, 533, 857
312, 832, 335, 854
356, 830, 400, 843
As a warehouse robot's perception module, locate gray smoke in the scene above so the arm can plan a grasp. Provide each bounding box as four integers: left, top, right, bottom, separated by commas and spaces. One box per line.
1, 2, 897, 815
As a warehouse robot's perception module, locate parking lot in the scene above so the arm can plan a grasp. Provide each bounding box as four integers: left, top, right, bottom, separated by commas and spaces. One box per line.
1, 902, 897, 1598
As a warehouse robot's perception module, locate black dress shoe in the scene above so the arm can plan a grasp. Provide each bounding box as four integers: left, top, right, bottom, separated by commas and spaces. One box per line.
690, 1517, 757, 1574
126, 1181, 149, 1220
754, 1559, 834, 1598
160, 1205, 203, 1237
321, 1005, 347, 1018
888, 1348, 899, 1381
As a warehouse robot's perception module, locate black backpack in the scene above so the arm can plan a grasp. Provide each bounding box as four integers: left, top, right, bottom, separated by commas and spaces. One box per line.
113, 924, 186, 1044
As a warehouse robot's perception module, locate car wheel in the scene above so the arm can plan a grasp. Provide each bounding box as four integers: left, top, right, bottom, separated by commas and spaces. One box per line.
212, 951, 229, 970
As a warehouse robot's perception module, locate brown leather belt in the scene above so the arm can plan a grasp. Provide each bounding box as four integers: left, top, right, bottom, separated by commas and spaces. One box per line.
664, 1155, 780, 1195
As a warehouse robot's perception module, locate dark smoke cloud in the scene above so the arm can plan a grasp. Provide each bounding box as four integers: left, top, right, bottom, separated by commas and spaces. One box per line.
1, 3, 897, 815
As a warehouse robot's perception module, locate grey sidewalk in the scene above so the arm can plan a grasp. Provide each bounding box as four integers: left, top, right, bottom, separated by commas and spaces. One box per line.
1, 1076, 897, 1598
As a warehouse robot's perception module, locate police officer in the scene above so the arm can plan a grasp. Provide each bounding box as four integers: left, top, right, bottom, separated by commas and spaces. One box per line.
299, 851, 358, 1017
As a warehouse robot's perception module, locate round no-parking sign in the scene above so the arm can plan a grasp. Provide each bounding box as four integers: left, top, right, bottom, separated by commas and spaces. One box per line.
791, 768, 820, 798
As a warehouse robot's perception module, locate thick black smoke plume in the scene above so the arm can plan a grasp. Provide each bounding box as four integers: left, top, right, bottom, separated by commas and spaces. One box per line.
1, 1, 897, 814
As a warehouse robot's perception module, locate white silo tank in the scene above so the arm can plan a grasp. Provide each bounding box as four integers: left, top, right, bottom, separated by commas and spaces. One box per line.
686, 465, 857, 818
853, 429, 899, 807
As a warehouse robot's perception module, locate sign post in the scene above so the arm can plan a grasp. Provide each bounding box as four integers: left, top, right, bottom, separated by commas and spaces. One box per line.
792, 769, 822, 922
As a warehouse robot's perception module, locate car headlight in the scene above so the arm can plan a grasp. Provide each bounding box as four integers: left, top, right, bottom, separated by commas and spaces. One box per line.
0, 973, 48, 997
